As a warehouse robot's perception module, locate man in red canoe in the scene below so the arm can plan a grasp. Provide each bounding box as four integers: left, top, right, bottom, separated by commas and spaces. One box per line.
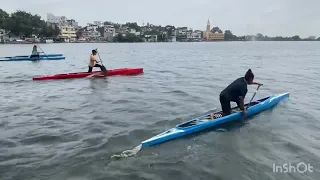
219, 69, 263, 117
88, 49, 108, 76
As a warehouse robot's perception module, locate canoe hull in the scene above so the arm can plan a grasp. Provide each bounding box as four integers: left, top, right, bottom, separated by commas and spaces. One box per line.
0, 55, 65, 61
4, 54, 63, 58
32, 68, 144, 81
141, 92, 289, 147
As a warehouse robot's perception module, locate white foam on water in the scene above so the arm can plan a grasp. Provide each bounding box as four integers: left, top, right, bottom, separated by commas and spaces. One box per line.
110, 144, 142, 159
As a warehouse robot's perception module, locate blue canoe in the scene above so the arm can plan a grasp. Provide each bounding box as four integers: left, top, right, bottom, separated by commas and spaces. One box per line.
141, 92, 289, 147
0, 54, 65, 61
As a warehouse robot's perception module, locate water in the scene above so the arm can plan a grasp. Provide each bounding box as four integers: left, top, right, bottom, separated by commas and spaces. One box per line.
0, 42, 319, 180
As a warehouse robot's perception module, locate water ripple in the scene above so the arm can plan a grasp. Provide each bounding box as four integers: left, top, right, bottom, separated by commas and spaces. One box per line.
0, 42, 320, 180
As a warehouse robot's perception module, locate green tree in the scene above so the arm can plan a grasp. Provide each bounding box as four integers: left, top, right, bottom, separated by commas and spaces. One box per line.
165, 25, 175, 36
6, 11, 36, 37
292, 35, 301, 41
113, 34, 124, 42
104, 21, 113, 25
40, 24, 60, 37
125, 33, 142, 42
1, 9, 60, 38
256, 33, 264, 40
224, 30, 234, 40
211, 26, 222, 33
113, 33, 142, 42
0, 9, 9, 29
126, 22, 141, 32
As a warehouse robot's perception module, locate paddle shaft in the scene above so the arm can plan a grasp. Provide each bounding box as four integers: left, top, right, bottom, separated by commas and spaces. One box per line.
86, 48, 107, 77
37, 44, 48, 57
97, 51, 104, 66
247, 85, 261, 109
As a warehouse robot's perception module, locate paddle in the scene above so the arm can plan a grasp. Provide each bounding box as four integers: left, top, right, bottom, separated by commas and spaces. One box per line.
237, 85, 262, 122
247, 84, 262, 110
95, 48, 104, 66
86, 48, 107, 78
36, 44, 48, 57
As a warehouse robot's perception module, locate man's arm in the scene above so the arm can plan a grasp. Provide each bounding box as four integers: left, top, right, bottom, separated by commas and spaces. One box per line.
91, 55, 99, 63
94, 57, 100, 63
239, 96, 247, 116
239, 96, 245, 111
251, 82, 263, 86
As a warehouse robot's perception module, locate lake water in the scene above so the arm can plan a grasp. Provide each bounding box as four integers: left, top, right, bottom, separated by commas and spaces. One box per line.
0, 42, 319, 180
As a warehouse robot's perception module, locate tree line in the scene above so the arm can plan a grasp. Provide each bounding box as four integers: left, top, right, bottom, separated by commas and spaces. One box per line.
1, 8, 318, 42
245, 33, 319, 41
0, 9, 59, 38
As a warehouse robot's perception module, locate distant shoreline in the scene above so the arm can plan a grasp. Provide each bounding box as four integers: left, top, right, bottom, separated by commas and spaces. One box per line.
0, 40, 319, 45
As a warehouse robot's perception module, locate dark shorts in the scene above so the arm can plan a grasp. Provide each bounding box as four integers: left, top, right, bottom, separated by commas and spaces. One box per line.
220, 94, 241, 116
30, 54, 40, 58
220, 94, 231, 115
88, 64, 108, 75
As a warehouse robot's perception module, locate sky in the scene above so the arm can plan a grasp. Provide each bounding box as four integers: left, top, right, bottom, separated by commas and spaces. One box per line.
1, 0, 319, 38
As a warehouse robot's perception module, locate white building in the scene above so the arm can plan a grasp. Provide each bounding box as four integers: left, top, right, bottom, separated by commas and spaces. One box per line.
103, 25, 116, 41
58, 26, 77, 42
66, 19, 79, 29
0, 29, 10, 42
82, 31, 101, 40
135, 32, 141, 36
86, 23, 99, 31
308, 36, 316, 40
187, 30, 193, 39
170, 36, 177, 42
176, 27, 188, 36
78, 22, 106, 41
93, 21, 104, 27
192, 30, 202, 39
144, 35, 157, 42
47, 13, 79, 39
47, 13, 67, 24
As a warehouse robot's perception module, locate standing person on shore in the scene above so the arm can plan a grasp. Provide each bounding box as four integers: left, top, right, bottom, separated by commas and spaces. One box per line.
88, 49, 108, 76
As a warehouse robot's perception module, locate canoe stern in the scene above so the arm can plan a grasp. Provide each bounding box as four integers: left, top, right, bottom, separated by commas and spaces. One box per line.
141, 128, 186, 147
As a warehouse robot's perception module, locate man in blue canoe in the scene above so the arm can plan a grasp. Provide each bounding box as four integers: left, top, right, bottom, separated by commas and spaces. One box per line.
219, 69, 263, 116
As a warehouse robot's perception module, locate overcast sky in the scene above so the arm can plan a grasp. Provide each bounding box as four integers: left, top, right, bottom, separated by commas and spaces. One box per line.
1, 0, 319, 38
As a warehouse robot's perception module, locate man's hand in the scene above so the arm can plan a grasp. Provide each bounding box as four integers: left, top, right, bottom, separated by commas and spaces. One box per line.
242, 109, 247, 116
253, 82, 263, 86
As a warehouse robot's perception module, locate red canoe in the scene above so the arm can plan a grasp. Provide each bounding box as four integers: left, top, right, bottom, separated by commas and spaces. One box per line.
33, 68, 143, 81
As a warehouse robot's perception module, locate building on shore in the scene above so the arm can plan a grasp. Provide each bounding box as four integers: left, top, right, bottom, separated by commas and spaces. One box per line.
144, 35, 158, 42
97, 25, 116, 42
203, 19, 224, 41
46, 13, 79, 42
47, 13, 67, 25
58, 26, 77, 42
77, 22, 116, 41
0, 29, 10, 43
47, 13, 78, 28
176, 27, 188, 41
